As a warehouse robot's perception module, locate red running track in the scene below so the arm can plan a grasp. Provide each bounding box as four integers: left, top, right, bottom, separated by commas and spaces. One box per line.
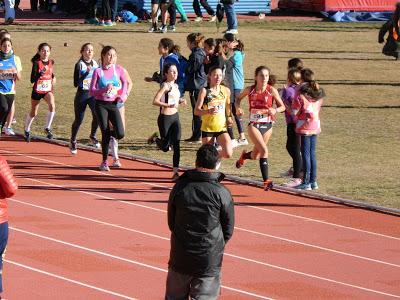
1, 136, 399, 299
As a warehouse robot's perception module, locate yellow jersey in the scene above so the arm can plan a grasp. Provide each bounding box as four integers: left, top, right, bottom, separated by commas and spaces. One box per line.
201, 85, 229, 133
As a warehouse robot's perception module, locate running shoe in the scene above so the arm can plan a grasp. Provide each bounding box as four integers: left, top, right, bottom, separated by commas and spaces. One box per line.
4, 127, 15, 136
282, 178, 302, 188
99, 160, 110, 171
148, 26, 157, 33
263, 179, 273, 191
98, 20, 105, 26
171, 172, 180, 182
167, 25, 176, 32
235, 150, 247, 169
194, 17, 203, 22
158, 25, 168, 33
84, 18, 99, 24
24, 130, 31, 142
237, 138, 249, 146
147, 132, 158, 144
112, 159, 122, 168
209, 15, 216, 22
104, 20, 113, 26
90, 136, 101, 148
231, 139, 239, 149
226, 29, 238, 34
184, 137, 201, 144
179, 18, 188, 23
295, 183, 311, 191
70, 141, 77, 155
311, 182, 319, 190
45, 128, 53, 139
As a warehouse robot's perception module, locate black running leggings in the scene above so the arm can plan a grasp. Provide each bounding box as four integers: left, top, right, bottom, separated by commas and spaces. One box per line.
95, 100, 124, 161
0, 94, 14, 128
156, 113, 181, 168
71, 90, 98, 142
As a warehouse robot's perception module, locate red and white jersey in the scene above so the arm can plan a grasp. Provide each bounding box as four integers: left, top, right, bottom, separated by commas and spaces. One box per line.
248, 84, 274, 123
34, 60, 54, 94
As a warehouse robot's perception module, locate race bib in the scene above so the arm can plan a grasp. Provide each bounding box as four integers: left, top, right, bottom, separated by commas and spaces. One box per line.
36, 79, 52, 92
208, 101, 224, 113
82, 78, 91, 90
0, 72, 15, 80
250, 109, 271, 123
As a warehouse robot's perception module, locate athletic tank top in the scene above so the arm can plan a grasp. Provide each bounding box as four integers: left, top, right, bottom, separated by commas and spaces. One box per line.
161, 82, 180, 106
201, 85, 228, 132
34, 60, 53, 94
0, 54, 17, 94
98, 65, 121, 100
79, 59, 98, 90
248, 84, 274, 123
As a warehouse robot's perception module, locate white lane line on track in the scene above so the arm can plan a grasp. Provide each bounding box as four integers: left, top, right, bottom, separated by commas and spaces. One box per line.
2, 149, 399, 241
5, 259, 137, 299
10, 196, 400, 299
17, 178, 400, 269
9, 227, 273, 300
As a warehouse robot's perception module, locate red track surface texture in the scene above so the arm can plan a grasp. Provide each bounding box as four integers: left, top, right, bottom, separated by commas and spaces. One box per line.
1, 136, 399, 299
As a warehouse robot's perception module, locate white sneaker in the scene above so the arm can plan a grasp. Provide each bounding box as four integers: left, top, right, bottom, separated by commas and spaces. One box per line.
5, 127, 15, 136
209, 15, 216, 22
231, 139, 239, 149
194, 17, 203, 22
112, 159, 122, 168
237, 138, 248, 146
282, 178, 302, 188
226, 29, 238, 34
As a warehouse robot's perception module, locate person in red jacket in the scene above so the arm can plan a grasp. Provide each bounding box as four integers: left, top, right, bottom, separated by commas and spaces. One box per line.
0, 155, 18, 299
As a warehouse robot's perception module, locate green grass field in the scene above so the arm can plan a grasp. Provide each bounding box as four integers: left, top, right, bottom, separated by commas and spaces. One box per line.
7, 20, 400, 209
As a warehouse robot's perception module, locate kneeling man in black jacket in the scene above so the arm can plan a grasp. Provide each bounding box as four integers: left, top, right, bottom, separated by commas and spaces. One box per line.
166, 144, 235, 299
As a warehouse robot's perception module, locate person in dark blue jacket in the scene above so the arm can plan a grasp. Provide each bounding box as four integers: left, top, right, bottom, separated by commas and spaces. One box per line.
184, 33, 207, 143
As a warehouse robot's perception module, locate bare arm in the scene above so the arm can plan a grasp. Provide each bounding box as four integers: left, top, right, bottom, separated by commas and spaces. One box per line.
194, 88, 209, 116
152, 83, 174, 108
235, 86, 250, 116
268, 87, 286, 116
225, 88, 233, 127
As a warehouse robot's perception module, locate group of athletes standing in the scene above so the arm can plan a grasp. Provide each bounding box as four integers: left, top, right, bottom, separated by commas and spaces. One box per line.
0, 29, 324, 191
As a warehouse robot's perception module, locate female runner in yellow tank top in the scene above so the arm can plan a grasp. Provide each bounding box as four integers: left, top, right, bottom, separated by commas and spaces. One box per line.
195, 66, 233, 160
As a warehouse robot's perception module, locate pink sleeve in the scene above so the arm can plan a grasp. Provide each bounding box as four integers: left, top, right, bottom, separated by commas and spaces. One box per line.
116, 65, 128, 101
89, 69, 108, 100
291, 92, 302, 115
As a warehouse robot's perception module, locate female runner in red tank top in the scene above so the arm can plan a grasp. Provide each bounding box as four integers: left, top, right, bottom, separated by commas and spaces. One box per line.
24, 43, 56, 142
235, 66, 285, 190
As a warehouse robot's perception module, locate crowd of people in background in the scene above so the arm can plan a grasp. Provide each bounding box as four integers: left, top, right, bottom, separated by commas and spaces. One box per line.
1, 0, 239, 34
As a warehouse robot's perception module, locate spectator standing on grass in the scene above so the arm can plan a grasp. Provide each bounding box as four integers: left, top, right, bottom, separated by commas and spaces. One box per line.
193, 0, 216, 22
221, 0, 238, 34
4, 0, 15, 24
84, 0, 99, 24
110, 0, 118, 24
166, 144, 234, 299
185, 33, 207, 143
148, 0, 177, 33
292, 69, 325, 191
0, 156, 18, 300
98, 0, 113, 26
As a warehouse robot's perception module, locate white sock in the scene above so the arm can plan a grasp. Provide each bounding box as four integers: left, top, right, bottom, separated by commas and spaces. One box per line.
25, 115, 34, 131
45, 111, 55, 129
110, 137, 119, 160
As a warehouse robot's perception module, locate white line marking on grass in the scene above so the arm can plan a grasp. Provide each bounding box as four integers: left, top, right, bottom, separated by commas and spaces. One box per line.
3, 148, 399, 241
5, 259, 137, 299
9, 227, 273, 300
16, 178, 400, 269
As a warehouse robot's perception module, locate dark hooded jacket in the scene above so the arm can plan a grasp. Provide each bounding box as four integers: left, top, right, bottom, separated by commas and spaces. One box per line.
167, 169, 235, 277
185, 47, 207, 92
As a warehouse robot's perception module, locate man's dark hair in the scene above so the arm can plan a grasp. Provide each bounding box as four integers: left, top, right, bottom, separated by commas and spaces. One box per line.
196, 144, 220, 169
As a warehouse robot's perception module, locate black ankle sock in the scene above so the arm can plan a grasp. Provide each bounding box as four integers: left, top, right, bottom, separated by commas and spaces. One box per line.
259, 158, 268, 181
244, 151, 252, 160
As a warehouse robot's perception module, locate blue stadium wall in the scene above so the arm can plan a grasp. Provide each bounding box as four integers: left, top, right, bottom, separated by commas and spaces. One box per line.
102, 0, 271, 14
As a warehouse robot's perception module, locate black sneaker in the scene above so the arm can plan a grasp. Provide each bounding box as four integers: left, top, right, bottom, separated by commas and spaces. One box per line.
89, 136, 101, 148
24, 130, 31, 142
45, 128, 53, 139
70, 140, 77, 155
